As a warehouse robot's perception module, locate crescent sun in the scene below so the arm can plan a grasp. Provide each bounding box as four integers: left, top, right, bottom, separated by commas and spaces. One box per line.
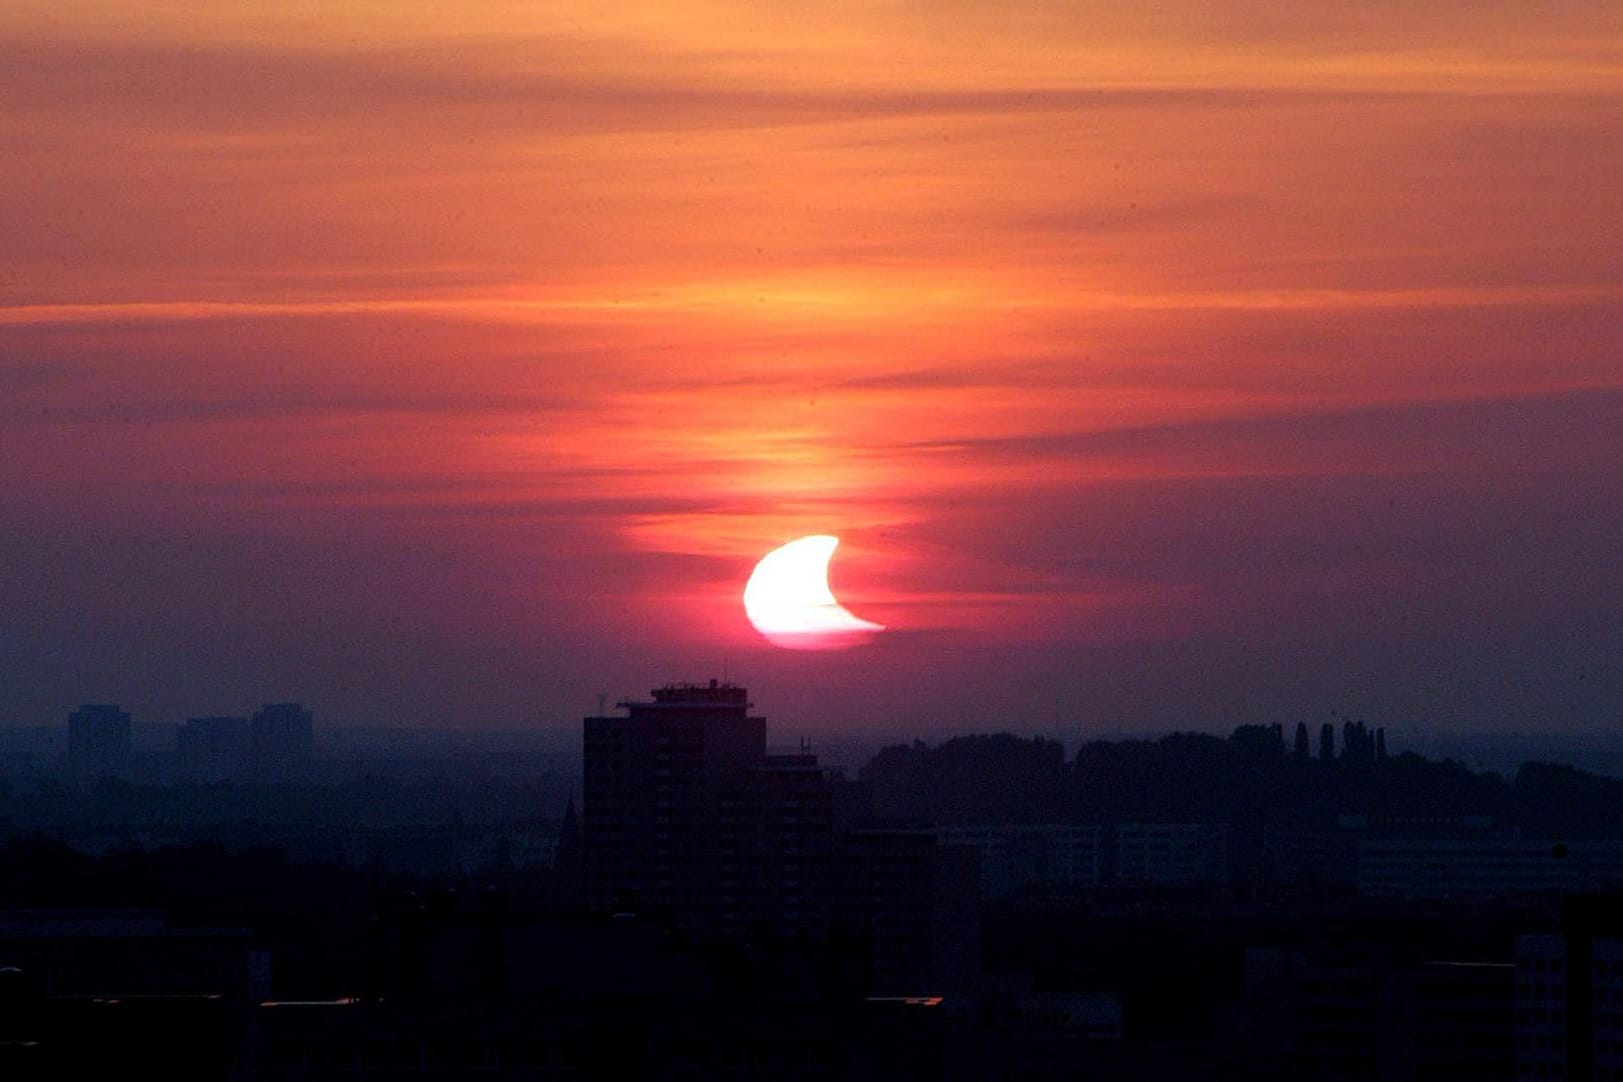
743, 535, 884, 650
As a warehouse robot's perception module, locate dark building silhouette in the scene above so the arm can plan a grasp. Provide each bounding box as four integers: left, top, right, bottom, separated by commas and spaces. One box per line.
583, 680, 837, 936
66, 704, 131, 788
732, 749, 841, 934
176, 715, 250, 783
554, 794, 583, 901
248, 702, 313, 782
583, 680, 765, 925
1294, 722, 1311, 760
1237, 944, 1515, 1079
582, 680, 980, 1001
1319, 722, 1335, 762
1515, 894, 1623, 1080
843, 830, 980, 999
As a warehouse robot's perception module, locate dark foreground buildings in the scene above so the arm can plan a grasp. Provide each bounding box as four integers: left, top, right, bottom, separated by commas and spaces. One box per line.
19, 686, 1623, 1078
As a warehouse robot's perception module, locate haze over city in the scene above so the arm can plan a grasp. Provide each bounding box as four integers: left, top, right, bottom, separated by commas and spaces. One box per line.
3, 2, 1620, 739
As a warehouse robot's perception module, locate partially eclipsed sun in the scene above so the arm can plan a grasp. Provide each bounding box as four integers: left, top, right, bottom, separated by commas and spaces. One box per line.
743, 535, 884, 650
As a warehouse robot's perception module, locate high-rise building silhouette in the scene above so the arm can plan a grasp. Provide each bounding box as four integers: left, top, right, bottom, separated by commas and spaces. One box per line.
583, 680, 837, 936
582, 680, 982, 999
66, 703, 130, 788
842, 829, 980, 998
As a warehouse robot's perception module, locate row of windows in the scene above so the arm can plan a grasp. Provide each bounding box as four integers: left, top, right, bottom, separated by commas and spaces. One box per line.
1520, 983, 1565, 1001
1516, 1008, 1563, 1025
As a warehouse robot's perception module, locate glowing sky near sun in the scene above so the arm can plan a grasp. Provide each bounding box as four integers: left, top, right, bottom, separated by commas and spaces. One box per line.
2, 2, 1620, 733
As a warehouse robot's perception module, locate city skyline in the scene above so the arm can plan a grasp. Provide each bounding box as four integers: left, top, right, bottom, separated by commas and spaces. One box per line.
3, 3, 1620, 736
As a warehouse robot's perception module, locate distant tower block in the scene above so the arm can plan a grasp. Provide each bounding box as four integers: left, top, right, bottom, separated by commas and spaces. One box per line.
1319, 723, 1335, 762
249, 702, 314, 782
67, 703, 131, 788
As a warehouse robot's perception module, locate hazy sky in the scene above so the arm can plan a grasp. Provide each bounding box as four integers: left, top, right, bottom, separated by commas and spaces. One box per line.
3, 2, 1620, 737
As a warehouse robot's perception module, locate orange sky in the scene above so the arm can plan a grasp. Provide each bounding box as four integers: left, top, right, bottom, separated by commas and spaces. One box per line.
3, 2, 1621, 736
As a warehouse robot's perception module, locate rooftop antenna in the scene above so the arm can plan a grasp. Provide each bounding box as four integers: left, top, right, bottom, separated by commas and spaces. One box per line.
596, 692, 606, 717
723, 651, 730, 685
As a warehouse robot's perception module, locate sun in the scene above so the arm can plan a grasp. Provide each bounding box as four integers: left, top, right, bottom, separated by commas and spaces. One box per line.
743, 535, 884, 650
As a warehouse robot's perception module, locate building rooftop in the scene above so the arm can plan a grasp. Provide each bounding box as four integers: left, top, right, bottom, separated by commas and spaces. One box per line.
617, 679, 752, 709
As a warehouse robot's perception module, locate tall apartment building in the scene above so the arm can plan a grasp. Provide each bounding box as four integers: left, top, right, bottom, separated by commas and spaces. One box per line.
725, 750, 840, 934
584, 680, 809, 934
583, 680, 982, 999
